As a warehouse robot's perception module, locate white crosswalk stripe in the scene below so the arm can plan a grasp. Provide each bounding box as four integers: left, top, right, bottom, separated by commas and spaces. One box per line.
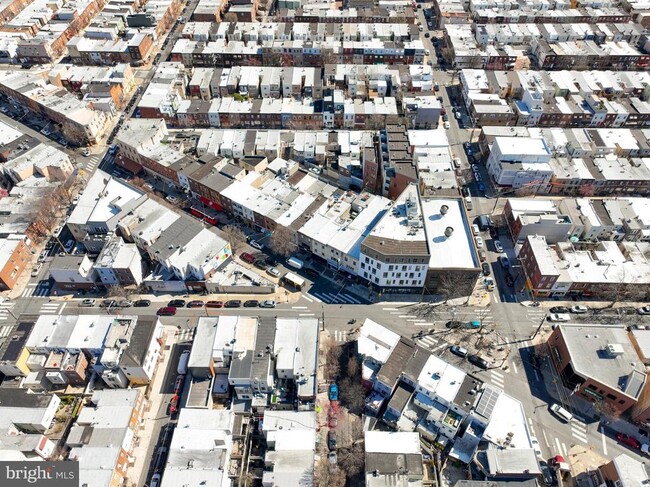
85, 156, 101, 172
571, 421, 588, 443
417, 336, 439, 349
312, 292, 362, 304
21, 283, 37, 298
39, 303, 60, 314
0, 325, 13, 338
333, 330, 347, 342
490, 370, 505, 388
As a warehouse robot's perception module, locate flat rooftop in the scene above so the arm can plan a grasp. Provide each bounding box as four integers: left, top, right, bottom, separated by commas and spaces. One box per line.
557, 324, 646, 400
421, 198, 478, 270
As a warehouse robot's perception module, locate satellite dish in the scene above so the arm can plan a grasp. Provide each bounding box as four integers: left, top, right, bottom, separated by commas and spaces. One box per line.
570, 236, 579, 243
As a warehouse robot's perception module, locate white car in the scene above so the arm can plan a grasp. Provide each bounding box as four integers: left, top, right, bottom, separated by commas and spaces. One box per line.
475, 236, 484, 249
570, 305, 589, 314
82, 149, 91, 157
547, 313, 571, 322
250, 240, 264, 250
443, 121, 450, 129
53, 226, 62, 237
80, 299, 96, 307
259, 300, 276, 308
72, 195, 80, 205
266, 267, 281, 277
165, 195, 178, 204
150, 473, 161, 487
31, 264, 42, 277
638, 306, 650, 315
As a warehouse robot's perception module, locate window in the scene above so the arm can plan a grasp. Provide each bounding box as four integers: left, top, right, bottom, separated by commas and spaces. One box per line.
606, 393, 617, 400
383, 272, 388, 277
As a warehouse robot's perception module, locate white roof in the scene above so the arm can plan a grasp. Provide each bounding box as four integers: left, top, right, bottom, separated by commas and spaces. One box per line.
483, 393, 534, 451
417, 355, 466, 404
68, 171, 144, 226
494, 136, 550, 157
364, 431, 421, 454
358, 319, 400, 364
421, 199, 478, 270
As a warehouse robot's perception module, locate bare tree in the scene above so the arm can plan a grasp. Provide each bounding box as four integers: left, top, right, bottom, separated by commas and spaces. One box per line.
438, 274, 457, 304
339, 377, 366, 414
106, 285, 127, 299
593, 398, 621, 419
346, 356, 359, 378
268, 225, 297, 257
338, 420, 365, 477
364, 114, 386, 131
222, 225, 247, 253
314, 458, 345, 487
514, 185, 536, 197
324, 337, 341, 381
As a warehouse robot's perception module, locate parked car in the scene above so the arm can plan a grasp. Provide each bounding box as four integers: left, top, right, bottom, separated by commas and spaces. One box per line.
305, 268, 320, 279
260, 300, 276, 308
637, 306, 650, 315
80, 298, 96, 307
165, 195, 178, 204
445, 321, 463, 329
266, 267, 281, 277
53, 226, 62, 237
254, 259, 269, 270
186, 300, 204, 308
450, 345, 468, 358
150, 473, 161, 487
64, 240, 75, 253
328, 383, 339, 401
157, 306, 176, 316
116, 300, 133, 308
133, 299, 151, 307
547, 313, 571, 322
538, 462, 557, 486
327, 431, 337, 450
505, 273, 515, 287
468, 354, 489, 369
549, 403, 573, 422
570, 305, 589, 314
244, 300, 259, 308
38, 250, 48, 263
443, 120, 450, 129
205, 300, 224, 308
30, 264, 42, 277
240, 252, 256, 264
475, 236, 484, 249
616, 433, 641, 449
101, 299, 117, 308
494, 240, 504, 253
225, 300, 241, 308
250, 240, 264, 250
482, 262, 491, 276
499, 255, 510, 269
168, 299, 186, 308
530, 437, 543, 460
550, 306, 570, 314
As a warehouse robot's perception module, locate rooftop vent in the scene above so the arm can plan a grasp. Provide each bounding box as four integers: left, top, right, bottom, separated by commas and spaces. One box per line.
606, 343, 625, 356
440, 204, 449, 215
444, 226, 454, 237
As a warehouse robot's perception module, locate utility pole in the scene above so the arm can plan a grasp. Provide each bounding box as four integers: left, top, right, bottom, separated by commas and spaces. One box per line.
320, 303, 325, 331
531, 315, 546, 341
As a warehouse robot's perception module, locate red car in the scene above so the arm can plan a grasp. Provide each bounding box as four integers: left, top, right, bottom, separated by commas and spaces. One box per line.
240, 252, 256, 264
173, 375, 185, 395
205, 300, 224, 308
169, 394, 179, 414
157, 306, 176, 316
616, 433, 641, 449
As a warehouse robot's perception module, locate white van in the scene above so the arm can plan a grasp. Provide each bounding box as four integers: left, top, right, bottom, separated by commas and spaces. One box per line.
472, 224, 480, 235
465, 196, 473, 210
550, 403, 573, 422
286, 256, 304, 270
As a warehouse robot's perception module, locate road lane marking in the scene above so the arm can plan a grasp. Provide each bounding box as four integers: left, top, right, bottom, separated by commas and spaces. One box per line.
533, 369, 541, 381
541, 429, 550, 448
292, 306, 308, 309
512, 361, 518, 374
398, 315, 410, 318
309, 294, 322, 303
298, 313, 315, 316
58, 302, 67, 313
601, 426, 607, 455
554, 437, 562, 454
383, 308, 398, 311
302, 295, 314, 302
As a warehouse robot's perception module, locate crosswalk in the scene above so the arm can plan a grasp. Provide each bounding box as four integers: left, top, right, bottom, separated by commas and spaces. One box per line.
490, 369, 505, 389
553, 436, 569, 458
21, 282, 51, 298
570, 420, 588, 444
291, 306, 316, 317
0, 301, 14, 321
416, 335, 447, 353
39, 302, 65, 315
85, 155, 101, 173
526, 308, 547, 326
333, 330, 347, 342
310, 291, 363, 305
0, 324, 13, 337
